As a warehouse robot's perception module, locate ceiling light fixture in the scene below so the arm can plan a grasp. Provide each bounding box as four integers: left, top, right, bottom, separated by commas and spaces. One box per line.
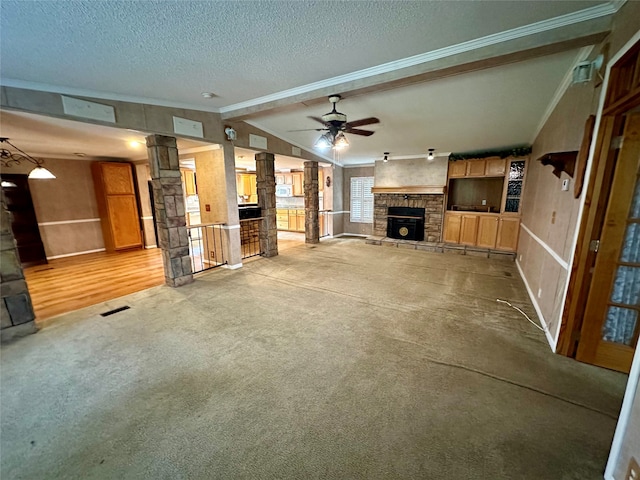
314, 133, 333, 149
129, 141, 143, 148
201, 92, 216, 98
427, 148, 435, 161
383, 152, 389, 163
0, 138, 56, 179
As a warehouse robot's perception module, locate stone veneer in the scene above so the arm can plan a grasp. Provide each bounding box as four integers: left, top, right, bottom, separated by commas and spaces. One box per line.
1, 192, 37, 340
256, 152, 278, 257
374, 194, 444, 243
304, 161, 319, 244
146, 135, 193, 287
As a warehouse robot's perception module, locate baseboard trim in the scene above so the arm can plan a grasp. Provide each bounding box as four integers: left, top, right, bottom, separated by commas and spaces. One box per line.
224, 263, 243, 270
515, 259, 556, 351
144, 245, 157, 249
46, 248, 106, 260
331, 233, 369, 238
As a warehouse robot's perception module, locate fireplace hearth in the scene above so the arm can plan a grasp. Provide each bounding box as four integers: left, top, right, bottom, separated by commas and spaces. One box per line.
387, 207, 425, 241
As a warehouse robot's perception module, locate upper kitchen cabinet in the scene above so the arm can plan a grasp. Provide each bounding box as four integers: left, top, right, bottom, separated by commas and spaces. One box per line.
448, 157, 506, 178
292, 172, 303, 196
92, 161, 142, 252
181, 169, 197, 196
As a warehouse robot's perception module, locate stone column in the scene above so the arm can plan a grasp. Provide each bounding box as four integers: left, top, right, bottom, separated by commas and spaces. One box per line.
1, 192, 37, 341
255, 152, 278, 257
304, 161, 319, 244
146, 135, 193, 287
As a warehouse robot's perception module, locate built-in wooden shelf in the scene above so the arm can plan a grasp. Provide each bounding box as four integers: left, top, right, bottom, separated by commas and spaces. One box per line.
537, 151, 578, 178
371, 185, 446, 194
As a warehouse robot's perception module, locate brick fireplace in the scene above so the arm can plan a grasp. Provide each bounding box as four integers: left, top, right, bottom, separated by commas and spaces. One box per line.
374, 194, 444, 242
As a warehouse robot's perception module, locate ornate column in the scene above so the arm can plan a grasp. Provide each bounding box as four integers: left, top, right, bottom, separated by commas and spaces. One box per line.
255, 152, 278, 257
304, 161, 319, 244
146, 135, 193, 287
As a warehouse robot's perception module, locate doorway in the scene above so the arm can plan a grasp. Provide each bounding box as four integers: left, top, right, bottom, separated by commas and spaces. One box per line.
562, 40, 640, 373
1, 174, 47, 266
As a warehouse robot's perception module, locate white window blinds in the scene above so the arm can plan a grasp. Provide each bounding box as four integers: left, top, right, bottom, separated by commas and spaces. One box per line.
350, 177, 374, 223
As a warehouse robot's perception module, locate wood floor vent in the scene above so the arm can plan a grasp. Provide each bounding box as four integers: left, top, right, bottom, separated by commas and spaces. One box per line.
100, 306, 131, 317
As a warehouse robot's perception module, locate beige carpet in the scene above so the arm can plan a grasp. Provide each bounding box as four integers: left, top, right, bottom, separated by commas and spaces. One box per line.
1, 237, 627, 479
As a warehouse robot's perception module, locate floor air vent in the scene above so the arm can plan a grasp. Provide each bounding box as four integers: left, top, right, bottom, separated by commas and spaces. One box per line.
100, 306, 131, 317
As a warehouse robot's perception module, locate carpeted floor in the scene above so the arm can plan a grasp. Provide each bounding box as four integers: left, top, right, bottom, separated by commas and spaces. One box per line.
0, 237, 628, 479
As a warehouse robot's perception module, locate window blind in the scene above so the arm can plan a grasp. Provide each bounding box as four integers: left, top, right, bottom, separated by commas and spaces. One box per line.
350, 177, 374, 223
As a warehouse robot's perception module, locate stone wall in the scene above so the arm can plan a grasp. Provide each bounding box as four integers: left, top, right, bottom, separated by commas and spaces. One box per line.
374, 194, 444, 242
1, 193, 37, 340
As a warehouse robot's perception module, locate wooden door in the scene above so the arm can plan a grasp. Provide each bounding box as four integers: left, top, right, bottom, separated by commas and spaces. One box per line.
460, 215, 479, 245
1, 174, 47, 266
467, 159, 486, 177
449, 161, 467, 178
576, 113, 640, 372
443, 214, 461, 243
107, 196, 143, 250
477, 215, 499, 248
496, 217, 520, 251
485, 158, 506, 176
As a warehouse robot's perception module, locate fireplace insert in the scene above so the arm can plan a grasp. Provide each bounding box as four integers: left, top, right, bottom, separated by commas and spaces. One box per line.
387, 207, 425, 241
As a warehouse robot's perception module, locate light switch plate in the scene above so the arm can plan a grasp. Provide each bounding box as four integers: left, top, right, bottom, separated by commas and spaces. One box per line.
562, 178, 570, 191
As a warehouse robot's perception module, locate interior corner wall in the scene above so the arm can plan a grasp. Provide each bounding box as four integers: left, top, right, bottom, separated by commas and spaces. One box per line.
517, 2, 640, 349
133, 162, 155, 248
342, 166, 374, 236
2, 158, 105, 258
329, 166, 344, 236
189, 150, 228, 224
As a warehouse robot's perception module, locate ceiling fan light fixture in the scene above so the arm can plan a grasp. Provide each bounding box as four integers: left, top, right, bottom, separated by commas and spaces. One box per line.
334, 132, 349, 149
314, 133, 332, 149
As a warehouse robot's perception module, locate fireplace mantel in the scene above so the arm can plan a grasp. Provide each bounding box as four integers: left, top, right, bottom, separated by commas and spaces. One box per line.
371, 186, 446, 194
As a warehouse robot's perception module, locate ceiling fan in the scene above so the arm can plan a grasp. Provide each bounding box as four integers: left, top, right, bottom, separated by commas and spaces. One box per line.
292, 95, 380, 149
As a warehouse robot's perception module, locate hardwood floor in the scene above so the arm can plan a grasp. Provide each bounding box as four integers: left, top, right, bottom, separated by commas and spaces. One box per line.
24, 248, 165, 322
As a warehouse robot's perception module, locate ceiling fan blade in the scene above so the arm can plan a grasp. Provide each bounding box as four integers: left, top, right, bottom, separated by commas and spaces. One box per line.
345, 117, 380, 128
287, 128, 326, 132
344, 128, 375, 137
308, 116, 329, 127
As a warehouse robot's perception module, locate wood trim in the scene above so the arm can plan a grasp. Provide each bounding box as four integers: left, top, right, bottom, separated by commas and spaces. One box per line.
371, 186, 445, 194
557, 116, 618, 356
574, 115, 596, 198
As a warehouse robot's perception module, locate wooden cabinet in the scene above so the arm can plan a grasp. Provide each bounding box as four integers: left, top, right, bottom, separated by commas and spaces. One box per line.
275, 174, 285, 185
477, 215, 499, 248
276, 209, 288, 230
181, 169, 197, 196
318, 169, 324, 192
449, 161, 467, 178
466, 159, 486, 177
460, 215, 479, 245
236, 173, 258, 202
296, 211, 305, 232
496, 217, 520, 251
92, 162, 142, 252
444, 214, 462, 243
485, 158, 506, 176
448, 158, 507, 178
292, 172, 303, 196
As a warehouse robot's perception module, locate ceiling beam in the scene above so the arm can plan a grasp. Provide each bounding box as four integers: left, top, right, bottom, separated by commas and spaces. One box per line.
221, 17, 611, 122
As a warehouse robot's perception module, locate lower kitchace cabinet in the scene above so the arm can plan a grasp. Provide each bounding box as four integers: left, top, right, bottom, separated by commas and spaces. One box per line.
444, 212, 520, 252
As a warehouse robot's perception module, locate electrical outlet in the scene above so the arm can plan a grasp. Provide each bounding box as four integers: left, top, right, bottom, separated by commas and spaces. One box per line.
519, 255, 522, 262
561, 178, 570, 191
626, 456, 639, 480
537, 288, 542, 298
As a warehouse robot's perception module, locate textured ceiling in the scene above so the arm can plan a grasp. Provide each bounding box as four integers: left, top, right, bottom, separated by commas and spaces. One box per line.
0, 1, 616, 167
0, 0, 606, 110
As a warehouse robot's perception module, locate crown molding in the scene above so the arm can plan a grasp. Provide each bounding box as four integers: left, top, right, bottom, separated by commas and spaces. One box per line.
220, 3, 617, 115
0, 78, 222, 114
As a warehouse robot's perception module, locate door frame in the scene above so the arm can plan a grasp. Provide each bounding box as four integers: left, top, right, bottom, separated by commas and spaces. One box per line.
558, 34, 640, 362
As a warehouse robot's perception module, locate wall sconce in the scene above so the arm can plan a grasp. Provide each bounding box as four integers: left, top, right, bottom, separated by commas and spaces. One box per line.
0, 138, 56, 179
224, 127, 237, 141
